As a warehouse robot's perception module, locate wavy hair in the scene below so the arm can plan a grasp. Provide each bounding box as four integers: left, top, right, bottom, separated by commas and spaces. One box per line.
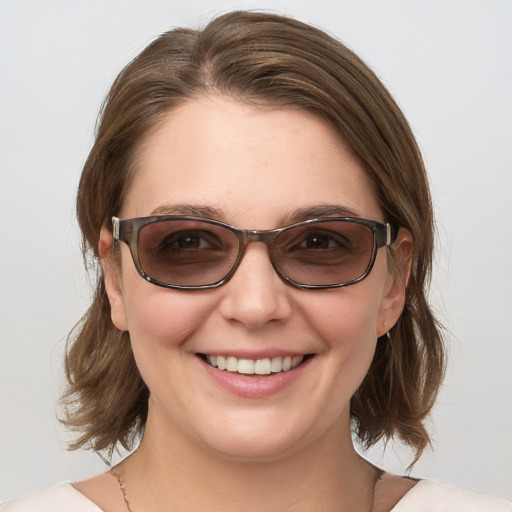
61, 11, 445, 464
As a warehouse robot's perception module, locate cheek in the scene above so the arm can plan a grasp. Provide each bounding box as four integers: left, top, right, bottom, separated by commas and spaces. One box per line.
122, 284, 216, 347
308, 283, 384, 347
302, 281, 385, 388
120, 285, 220, 413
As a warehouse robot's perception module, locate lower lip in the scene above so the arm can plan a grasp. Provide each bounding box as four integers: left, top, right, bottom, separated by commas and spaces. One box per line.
199, 356, 311, 399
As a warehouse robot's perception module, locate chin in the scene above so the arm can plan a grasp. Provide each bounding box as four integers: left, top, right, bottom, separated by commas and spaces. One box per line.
205, 434, 305, 463
190, 410, 330, 463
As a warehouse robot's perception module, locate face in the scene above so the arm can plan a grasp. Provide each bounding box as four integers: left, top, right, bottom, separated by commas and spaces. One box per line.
102, 97, 409, 461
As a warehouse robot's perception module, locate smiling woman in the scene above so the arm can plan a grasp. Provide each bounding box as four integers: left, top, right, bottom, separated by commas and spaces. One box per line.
100, 100, 408, 471
2, 10, 510, 512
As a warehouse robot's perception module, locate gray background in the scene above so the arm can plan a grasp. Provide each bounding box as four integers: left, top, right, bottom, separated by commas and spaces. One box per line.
1, 0, 511, 502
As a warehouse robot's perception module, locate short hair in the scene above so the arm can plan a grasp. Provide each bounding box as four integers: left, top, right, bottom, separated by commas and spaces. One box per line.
61, 10, 445, 464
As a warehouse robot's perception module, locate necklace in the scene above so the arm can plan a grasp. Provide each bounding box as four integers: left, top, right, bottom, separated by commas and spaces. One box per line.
110, 462, 380, 512
111, 465, 133, 512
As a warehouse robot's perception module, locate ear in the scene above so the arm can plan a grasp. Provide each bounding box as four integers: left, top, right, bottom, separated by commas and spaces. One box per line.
99, 226, 128, 331
376, 228, 413, 338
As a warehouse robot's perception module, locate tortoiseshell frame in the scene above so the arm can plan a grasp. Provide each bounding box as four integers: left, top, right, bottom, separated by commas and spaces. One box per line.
112, 215, 398, 290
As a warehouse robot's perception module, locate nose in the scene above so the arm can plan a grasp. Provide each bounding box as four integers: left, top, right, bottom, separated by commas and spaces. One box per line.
218, 243, 292, 330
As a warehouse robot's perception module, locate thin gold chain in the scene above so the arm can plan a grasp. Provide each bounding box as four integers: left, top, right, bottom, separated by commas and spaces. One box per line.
111, 465, 133, 512
110, 461, 380, 511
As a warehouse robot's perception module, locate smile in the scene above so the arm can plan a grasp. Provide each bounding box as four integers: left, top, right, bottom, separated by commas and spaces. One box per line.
204, 355, 305, 375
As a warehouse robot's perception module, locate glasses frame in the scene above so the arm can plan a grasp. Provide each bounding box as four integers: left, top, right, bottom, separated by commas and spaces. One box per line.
112, 215, 399, 290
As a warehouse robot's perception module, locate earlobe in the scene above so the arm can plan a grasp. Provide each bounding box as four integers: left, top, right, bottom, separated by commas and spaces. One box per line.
99, 226, 128, 332
377, 229, 413, 337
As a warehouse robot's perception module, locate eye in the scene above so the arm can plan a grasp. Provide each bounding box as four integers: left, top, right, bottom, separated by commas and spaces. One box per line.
171, 232, 209, 250
299, 232, 347, 249
159, 230, 217, 251
294, 230, 351, 251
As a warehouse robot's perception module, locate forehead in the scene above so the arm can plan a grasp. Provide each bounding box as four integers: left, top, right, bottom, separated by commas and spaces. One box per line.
123, 97, 381, 226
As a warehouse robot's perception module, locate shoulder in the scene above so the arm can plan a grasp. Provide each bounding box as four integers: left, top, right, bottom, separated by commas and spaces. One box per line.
392, 479, 512, 511
1, 483, 103, 512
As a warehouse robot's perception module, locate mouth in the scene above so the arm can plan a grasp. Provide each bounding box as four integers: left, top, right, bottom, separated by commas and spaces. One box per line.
200, 354, 313, 376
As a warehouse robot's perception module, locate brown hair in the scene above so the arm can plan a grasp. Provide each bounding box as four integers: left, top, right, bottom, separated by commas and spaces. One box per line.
61, 10, 445, 463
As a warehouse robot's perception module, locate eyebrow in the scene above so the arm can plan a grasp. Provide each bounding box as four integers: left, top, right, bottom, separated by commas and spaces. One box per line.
150, 204, 224, 218
150, 203, 362, 224
285, 205, 361, 223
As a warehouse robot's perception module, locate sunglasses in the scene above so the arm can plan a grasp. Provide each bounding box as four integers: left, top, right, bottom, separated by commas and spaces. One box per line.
112, 215, 398, 290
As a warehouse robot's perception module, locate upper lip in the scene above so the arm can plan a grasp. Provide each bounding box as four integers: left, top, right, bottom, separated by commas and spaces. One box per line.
197, 350, 312, 359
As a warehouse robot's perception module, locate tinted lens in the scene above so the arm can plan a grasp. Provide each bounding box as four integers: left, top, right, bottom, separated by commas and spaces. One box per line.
138, 219, 239, 286
275, 220, 375, 286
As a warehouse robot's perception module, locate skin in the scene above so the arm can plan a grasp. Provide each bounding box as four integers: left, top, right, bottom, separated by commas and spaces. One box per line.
75, 96, 413, 511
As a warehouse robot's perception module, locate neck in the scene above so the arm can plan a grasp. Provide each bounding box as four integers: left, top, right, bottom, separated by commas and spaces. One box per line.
120, 408, 377, 511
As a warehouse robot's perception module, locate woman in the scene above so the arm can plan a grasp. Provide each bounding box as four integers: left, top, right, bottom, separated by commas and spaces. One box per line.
3, 10, 510, 512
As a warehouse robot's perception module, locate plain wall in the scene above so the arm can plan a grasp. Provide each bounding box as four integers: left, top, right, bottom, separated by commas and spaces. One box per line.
1, 0, 511, 502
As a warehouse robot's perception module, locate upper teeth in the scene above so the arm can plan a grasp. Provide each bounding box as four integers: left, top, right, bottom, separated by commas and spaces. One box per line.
206, 355, 304, 375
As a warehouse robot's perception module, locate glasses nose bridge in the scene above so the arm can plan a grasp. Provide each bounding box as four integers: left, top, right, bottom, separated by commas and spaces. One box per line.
240, 228, 280, 252
230, 227, 283, 285
234, 229, 282, 274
